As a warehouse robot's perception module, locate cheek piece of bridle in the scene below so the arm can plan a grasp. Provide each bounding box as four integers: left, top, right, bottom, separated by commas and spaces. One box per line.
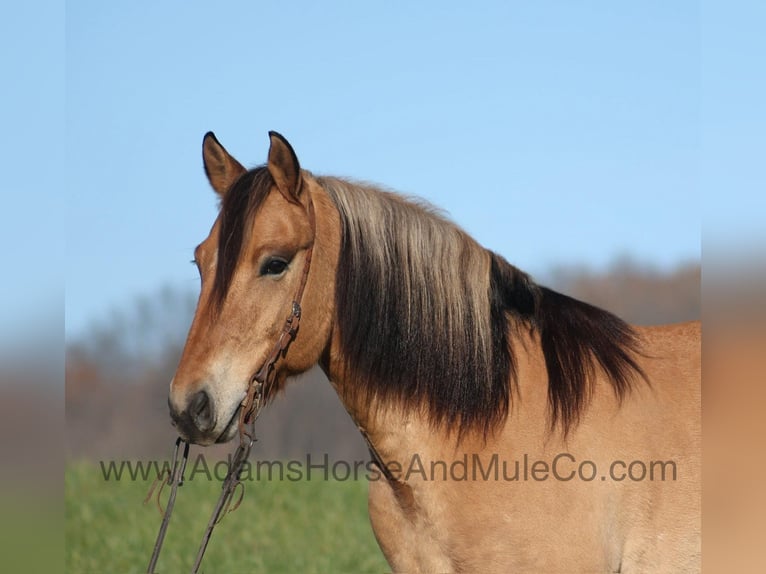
146, 191, 316, 574
239, 188, 317, 438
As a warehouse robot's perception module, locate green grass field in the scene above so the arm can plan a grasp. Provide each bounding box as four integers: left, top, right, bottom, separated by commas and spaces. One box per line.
66, 460, 389, 573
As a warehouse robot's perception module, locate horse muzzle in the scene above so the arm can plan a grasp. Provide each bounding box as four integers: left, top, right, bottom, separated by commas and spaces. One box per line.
168, 388, 220, 445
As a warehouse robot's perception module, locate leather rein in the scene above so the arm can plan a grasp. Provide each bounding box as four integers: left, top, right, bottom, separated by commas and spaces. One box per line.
146, 192, 316, 574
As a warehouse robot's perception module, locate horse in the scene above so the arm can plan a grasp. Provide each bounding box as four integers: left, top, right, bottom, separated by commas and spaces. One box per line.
168, 131, 700, 573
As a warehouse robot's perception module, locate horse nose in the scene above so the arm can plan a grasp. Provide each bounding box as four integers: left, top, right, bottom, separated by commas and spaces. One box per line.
189, 389, 215, 433
168, 384, 219, 442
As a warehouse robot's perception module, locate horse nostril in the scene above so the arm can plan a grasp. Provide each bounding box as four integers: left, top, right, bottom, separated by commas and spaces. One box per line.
189, 390, 214, 433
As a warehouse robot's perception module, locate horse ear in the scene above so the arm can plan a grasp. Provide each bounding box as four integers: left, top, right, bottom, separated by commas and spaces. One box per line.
202, 132, 246, 198
267, 131, 302, 203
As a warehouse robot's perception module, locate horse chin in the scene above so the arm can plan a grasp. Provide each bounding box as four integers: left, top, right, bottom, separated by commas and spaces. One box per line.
215, 404, 241, 444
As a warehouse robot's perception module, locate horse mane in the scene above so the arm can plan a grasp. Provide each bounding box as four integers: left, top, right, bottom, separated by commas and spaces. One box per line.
319, 176, 646, 437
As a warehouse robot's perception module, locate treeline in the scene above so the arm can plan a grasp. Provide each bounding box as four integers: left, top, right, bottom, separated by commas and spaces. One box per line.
66, 260, 700, 461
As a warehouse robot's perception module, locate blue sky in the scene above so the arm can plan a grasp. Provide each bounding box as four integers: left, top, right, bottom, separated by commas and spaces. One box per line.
5, 1, 763, 342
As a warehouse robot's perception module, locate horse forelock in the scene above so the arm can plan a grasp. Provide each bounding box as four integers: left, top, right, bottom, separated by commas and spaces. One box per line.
211, 166, 273, 311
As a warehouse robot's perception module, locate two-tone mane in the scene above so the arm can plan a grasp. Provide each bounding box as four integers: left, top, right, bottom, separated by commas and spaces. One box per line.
214, 166, 645, 437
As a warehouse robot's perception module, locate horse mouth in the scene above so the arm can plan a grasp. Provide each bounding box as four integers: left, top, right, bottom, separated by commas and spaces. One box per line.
215, 404, 241, 443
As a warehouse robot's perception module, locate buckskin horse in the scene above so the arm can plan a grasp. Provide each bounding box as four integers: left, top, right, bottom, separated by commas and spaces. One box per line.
168, 131, 700, 573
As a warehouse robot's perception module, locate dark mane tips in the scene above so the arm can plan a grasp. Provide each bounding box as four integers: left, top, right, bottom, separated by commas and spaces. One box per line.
212, 166, 274, 310
489, 252, 646, 435
536, 286, 646, 434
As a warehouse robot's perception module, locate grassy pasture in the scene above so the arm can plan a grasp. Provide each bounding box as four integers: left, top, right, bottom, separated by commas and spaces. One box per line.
65, 460, 388, 573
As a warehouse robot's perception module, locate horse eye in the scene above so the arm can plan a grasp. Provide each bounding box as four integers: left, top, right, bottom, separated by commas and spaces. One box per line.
261, 258, 288, 276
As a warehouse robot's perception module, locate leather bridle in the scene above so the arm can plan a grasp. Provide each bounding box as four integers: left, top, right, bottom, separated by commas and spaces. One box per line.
146, 190, 317, 574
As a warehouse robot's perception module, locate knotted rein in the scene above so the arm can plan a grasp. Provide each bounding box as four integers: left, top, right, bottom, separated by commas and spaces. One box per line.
146, 193, 316, 574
